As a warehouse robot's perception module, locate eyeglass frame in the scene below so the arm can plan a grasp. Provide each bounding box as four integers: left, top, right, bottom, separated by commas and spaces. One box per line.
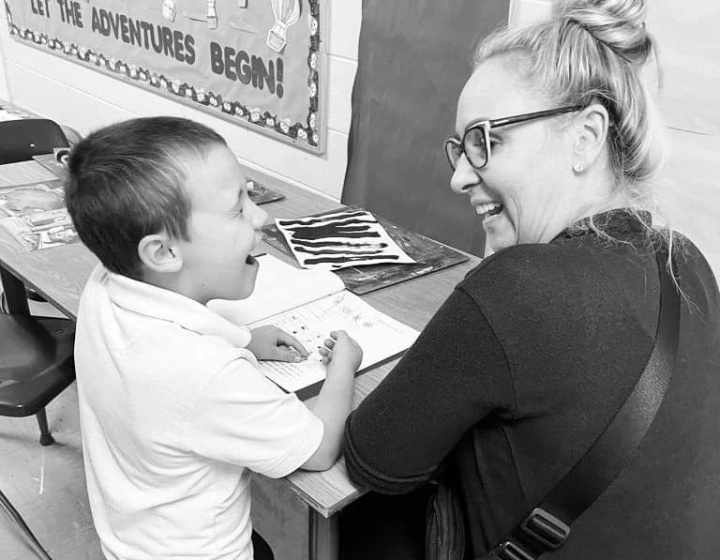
444, 105, 585, 171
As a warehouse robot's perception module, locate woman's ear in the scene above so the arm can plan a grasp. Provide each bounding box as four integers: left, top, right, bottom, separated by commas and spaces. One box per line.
573, 102, 610, 171
137, 233, 183, 274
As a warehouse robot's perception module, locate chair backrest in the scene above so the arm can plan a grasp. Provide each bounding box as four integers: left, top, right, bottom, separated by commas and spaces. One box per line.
0, 119, 70, 165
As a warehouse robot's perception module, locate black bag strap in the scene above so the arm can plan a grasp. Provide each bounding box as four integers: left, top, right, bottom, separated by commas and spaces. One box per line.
482, 248, 681, 560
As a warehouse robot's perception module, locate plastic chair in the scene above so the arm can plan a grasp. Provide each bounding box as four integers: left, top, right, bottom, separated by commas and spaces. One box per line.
0, 118, 76, 446
0, 301, 75, 445
0, 118, 70, 165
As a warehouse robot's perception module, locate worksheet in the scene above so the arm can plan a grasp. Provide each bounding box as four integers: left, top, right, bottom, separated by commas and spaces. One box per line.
208, 254, 419, 396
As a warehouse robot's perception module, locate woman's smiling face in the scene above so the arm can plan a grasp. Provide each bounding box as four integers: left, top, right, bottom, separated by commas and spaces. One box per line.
451, 56, 578, 252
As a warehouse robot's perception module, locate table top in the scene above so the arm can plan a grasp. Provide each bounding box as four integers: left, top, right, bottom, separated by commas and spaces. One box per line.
0, 160, 480, 517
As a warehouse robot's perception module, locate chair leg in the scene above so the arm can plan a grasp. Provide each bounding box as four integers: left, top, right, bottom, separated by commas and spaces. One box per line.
0, 488, 54, 560
0, 266, 30, 315
36, 409, 55, 446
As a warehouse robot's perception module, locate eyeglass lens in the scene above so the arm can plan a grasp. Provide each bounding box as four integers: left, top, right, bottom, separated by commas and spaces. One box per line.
463, 127, 488, 169
445, 125, 488, 170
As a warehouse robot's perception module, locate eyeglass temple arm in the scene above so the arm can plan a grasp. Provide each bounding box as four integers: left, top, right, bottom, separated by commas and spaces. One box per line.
490, 105, 584, 129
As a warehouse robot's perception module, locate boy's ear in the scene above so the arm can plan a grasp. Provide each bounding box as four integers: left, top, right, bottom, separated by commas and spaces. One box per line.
573, 102, 610, 169
137, 233, 183, 274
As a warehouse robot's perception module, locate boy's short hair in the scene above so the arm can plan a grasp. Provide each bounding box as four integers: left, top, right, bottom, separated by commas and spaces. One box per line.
65, 116, 226, 280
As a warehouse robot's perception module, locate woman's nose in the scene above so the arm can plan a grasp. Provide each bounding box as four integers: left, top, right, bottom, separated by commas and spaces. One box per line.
450, 155, 480, 194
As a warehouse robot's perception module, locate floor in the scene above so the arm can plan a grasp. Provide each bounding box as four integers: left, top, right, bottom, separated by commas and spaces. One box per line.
0, 374, 104, 560
0, 296, 308, 560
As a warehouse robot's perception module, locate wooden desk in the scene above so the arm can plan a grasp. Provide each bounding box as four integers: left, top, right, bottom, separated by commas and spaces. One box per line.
0, 160, 479, 560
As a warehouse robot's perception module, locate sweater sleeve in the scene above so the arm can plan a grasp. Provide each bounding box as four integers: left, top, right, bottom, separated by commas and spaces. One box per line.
344, 287, 514, 494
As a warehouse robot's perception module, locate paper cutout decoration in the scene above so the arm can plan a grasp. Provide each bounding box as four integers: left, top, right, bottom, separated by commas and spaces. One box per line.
161, 0, 177, 21
267, 0, 301, 52
207, 0, 218, 29
161, 0, 218, 28
275, 208, 416, 271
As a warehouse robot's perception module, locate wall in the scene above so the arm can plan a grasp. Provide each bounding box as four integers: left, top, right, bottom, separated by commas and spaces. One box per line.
0, 23, 8, 99
648, 0, 720, 278
0, 2, 362, 200
509, 0, 555, 26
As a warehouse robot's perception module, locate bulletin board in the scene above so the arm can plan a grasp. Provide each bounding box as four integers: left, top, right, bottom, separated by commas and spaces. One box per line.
5, 0, 327, 152
343, 0, 509, 256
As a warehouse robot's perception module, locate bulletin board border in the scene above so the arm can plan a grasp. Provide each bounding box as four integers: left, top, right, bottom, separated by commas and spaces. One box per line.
5, 1, 328, 154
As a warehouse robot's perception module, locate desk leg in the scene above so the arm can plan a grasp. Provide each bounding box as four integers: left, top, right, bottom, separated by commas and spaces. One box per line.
308, 510, 339, 560
0, 266, 30, 315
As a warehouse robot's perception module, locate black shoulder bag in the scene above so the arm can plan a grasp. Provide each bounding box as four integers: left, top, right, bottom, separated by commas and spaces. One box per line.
427, 248, 681, 560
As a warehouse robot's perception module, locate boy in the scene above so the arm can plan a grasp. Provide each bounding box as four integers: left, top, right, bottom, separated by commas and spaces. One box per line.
65, 117, 362, 560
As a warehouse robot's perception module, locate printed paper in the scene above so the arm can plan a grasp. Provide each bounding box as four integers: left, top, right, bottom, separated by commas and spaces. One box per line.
251, 290, 419, 393
0, 180, 79, 250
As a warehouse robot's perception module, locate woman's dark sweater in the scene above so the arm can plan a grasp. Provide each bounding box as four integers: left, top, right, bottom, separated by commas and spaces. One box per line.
344, 211, 720, 559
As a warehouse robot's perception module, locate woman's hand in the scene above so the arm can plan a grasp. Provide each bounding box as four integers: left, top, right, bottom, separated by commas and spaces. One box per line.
247, 325, 309, 362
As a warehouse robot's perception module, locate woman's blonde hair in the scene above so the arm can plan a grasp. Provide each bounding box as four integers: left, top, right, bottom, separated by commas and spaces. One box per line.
474, 0, 677, 254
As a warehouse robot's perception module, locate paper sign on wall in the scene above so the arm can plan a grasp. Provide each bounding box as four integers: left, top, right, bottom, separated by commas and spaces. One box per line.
5, 0, 326, 152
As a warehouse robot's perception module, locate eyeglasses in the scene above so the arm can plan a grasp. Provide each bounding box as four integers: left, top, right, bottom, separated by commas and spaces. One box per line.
444, 105, 584, 171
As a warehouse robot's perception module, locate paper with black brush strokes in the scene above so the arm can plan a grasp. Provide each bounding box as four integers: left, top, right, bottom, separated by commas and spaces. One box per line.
275, 208, 416, 271
263, 207, 470, 294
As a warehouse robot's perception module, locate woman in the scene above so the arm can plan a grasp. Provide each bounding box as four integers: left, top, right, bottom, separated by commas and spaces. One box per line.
342, 1, 720, 559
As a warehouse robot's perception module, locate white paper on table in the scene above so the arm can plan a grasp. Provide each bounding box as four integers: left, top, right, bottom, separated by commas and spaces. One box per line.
251, 290, 419, 393
275, 208, 416, 271
208, 254, 345, 325
208, 254, 419, 395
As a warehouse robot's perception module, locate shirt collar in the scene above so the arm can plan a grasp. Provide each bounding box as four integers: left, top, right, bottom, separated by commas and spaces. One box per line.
555, 208, 653, 241
98, 266, 253, 349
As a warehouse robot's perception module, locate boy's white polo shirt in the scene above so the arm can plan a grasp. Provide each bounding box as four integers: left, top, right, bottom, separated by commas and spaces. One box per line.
75, 265, 324, 560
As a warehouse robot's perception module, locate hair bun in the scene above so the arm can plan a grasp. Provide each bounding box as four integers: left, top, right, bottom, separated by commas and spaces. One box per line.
556, 0, 652, 66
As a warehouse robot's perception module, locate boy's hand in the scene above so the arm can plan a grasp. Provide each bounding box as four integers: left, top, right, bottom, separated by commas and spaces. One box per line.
248, 325, 309, 362
302, 330, 362, 471
319, 330, 363, 371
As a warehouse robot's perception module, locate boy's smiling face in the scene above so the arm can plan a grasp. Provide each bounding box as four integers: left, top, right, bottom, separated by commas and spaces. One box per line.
176, 143, 268, 303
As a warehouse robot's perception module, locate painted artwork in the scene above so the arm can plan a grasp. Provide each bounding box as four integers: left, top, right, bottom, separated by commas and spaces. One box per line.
5, 0, 326, 152
275, 208, 416, 271
263, 207, 470, 294
0, 180, 79, 250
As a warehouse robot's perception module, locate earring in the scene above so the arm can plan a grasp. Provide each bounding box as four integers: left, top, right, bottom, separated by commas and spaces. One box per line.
573, 163, 584, 173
